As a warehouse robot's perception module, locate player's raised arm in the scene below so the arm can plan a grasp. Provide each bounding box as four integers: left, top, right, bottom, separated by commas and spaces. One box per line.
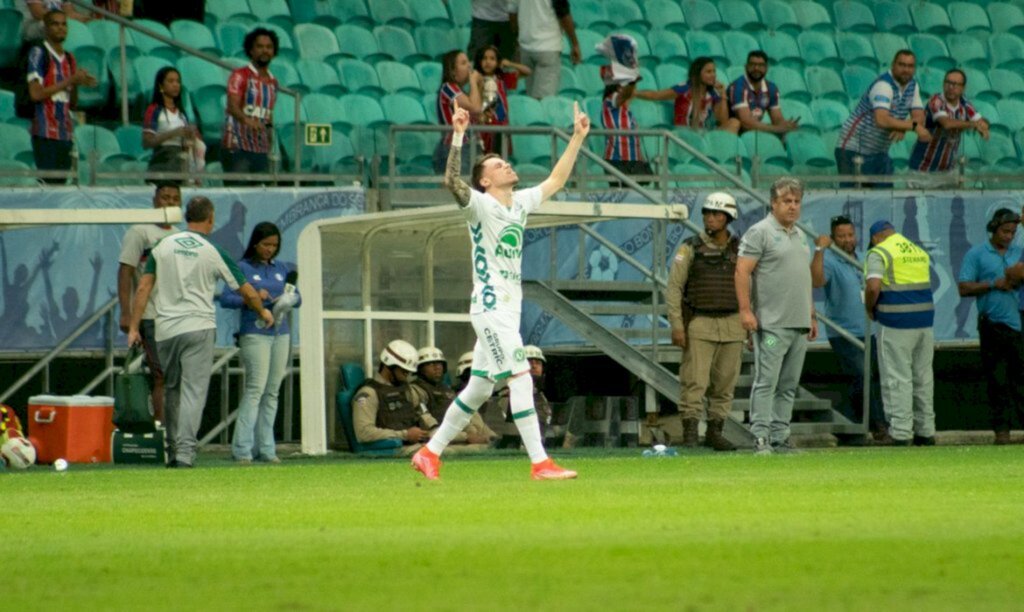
443, 102, 473, 207
540, 101, 591, 201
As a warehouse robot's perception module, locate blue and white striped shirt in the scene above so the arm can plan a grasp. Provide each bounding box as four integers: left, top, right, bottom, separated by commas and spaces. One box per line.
837, 72, 923, 155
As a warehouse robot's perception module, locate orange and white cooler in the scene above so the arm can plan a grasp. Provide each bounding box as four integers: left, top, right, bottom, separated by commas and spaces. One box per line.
28, 395, 115, 464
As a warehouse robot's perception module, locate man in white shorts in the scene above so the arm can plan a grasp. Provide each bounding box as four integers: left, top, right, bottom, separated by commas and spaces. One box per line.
412, 100, 590, 481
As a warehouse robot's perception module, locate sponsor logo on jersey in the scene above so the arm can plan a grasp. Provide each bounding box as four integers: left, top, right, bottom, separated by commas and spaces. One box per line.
470, 222, 497, 309
494, 223, 524, 259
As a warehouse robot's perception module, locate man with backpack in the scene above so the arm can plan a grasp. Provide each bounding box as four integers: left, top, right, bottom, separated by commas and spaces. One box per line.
23, 10, 96, 183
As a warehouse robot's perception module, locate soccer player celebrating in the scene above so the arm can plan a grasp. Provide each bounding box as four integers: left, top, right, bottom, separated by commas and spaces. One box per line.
412, 100, 590, 481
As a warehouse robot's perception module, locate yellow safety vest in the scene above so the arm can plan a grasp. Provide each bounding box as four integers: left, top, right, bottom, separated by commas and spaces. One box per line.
866, 233, 934, 329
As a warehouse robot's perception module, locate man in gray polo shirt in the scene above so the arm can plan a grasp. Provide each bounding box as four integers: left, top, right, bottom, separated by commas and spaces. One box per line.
735, 177, 817, 454
126, 197, 272, 468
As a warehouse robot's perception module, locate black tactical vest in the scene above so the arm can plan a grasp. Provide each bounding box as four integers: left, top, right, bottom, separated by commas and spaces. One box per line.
412, 378, 456, 422
683, 234, 740, 314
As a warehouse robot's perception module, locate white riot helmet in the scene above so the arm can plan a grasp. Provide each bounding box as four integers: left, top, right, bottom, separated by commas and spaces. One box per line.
380, 339, 418, 373
416, 346, 447, 369
702, 191, 738, 221
456, 351, 474, 376
523, 345, 546, 363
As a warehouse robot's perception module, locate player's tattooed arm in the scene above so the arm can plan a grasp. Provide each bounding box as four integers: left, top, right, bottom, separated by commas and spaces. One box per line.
444, 144, 472, 207
444, 101, 473, 207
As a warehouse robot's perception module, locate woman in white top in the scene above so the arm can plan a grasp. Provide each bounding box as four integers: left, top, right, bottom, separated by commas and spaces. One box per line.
142, 66, 200, 181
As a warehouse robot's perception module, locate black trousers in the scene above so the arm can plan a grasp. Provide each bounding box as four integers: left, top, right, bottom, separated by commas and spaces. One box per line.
31, 137, 72, 184
978, 316, 1024, 432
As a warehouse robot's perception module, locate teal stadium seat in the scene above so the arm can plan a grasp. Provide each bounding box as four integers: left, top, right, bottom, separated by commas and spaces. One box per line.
987, 2, 1024, 36
0, 124, 33, 165
336, 363, 401, 455
793, 0, 832, 32
946, 34, 990, 71
511, 134, 556, 165
842, 66, 877, 100
873, 2, 917, 35
988, 33, 1024, 72
575, 63, 606, 95
411, 0, 452, 27
768, 66, 810, 105
684, 31, 727, 68
293, 23, 343, 63
288, 0, 318, 24
334, 25, 381, 63
508, 95, 547, 126
74, 46, 109, 110
988, 69, 1024, 101
648, 30, 688, 66
368, 0, 416, 29
414, 26, 459, 62
910, 3, 953, 35
0, 160, 38, 186
376, 61, 423, 98
205, 0, 256, 27
317, 0, 373, 30
655, 64, 686, 90
337, 58, 385, 97
915, 66, 945, 98
381, 94, 429, 125
337, 93, 388, 153
723, 31, 759, 69
250, 0, 293, 30
811, 99, 850, 132
311, 132, 356, 172
559, 65, 585, 98
170, 20, 219, 56
573, 28, 605, 66
669, 128, 706, 165
832, 1, 876, 33
980, 132, 1021, 167
573, 0, 614, 35
414, 62, 442, 93
215, 23, 247, 58
296, 58, 344, 97
836, 33, 879, 71
970, 100, 1001, 134
303, 92, 348, 127
271, 92, 306, 127
741, 131, 791, 168
718, 0, 763, 32
275, 123, 314, 172
75, 125, 131, 164
115, 125, 148, 162
542, 96, 575, 129
374, 25, 426, 64
947, 2, 991, 34
964, 69, 999, 105
681, 0, 727, 31
671, 163, 721, 189
0, 90, 14, 122
132, 19, 177, 62
872, 33, 909, 66
449, 0, 472, 25
630, 97, 670, 129
270, 58, 303, 93
759, 31, 803, 71
786, 131, 833, 168
606, 0, 649, 33
783, 99, 816, 131
995, 100, 1024, 133
798, 31, 843, 71
909, 33, 955, 72
758, 0, 802, 36
191, 85, 226, 140
177, 56, 228, 93
64, 19, 94, 53
642, 0, 686, 36
422, 92, 438, 123
391, 131, 435, 165
703, 131, 747, 169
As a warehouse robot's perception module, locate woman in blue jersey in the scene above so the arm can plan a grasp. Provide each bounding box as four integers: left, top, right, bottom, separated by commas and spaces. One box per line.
142, 67, 200, 179
220, 222, 300, 464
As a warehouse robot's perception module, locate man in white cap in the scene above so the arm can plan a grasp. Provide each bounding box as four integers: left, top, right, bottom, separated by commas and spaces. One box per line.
410, 346, 495, 446
665, 192, 745, 451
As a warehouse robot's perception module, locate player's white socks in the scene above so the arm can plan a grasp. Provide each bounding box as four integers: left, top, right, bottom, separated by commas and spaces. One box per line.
508, 374, 548, 463
427, 376, 493, 456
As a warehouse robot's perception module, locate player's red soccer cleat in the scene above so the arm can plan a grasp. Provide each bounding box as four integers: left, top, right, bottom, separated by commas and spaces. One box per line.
530, 458, 577, 480
411, 447, 441, 480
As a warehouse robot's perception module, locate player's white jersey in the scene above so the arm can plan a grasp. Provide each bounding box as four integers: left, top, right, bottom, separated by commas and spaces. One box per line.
462, 186, 543, 314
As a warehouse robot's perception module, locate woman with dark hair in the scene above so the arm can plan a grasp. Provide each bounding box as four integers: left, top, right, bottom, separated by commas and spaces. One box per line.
219, 222, 300, 464
142, 66, 200, 179
635, 56, 728, 130
433, 49, 484, 174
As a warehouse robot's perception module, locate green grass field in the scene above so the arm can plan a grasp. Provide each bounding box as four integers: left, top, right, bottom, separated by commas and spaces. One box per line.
6, 447, 1024, 611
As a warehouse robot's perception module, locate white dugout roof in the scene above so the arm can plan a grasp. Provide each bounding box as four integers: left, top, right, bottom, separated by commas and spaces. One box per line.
296, 201, 688, 455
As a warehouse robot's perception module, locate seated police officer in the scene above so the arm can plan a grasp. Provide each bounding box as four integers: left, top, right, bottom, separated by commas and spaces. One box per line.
410, 346, 495, 445
352, 340, 437, 454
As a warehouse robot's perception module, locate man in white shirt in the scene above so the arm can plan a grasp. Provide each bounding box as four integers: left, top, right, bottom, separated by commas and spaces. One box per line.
412, 99, 588, 481
117, 182, 181, 423
509, 0, 581, 99
126, 196, 272, 468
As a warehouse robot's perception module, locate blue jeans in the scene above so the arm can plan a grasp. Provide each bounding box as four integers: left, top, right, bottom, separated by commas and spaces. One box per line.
828, 335, 886, 430
232, 333, 291, 460
834, 147, 893, 188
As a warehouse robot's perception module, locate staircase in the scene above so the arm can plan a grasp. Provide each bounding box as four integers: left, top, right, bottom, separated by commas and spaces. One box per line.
524, 280, 865, 448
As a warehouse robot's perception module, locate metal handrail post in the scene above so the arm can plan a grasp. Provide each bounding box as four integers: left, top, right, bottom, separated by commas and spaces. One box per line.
119, 23, 128, 125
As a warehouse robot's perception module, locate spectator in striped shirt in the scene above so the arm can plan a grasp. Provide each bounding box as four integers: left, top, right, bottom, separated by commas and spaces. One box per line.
635, 57, 728, 131
909, 69, 990, 174
600, 79, 652, 187
721, 51, 800, 137
834, 50, 931, 188
432, 49, 484, 174
27, 10, 96, 184
221, 27, 278, 185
